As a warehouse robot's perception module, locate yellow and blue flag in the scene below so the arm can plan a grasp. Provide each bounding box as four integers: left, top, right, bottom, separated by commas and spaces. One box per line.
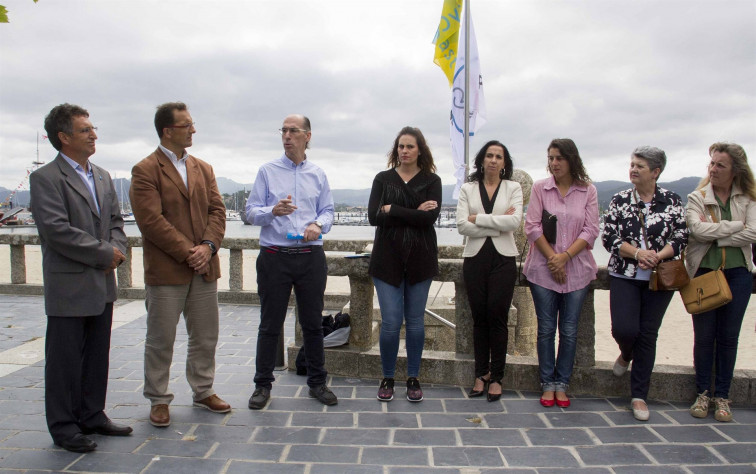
432, 0, 462, 86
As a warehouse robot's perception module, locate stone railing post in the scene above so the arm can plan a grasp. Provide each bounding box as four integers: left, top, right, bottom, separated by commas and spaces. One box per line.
347, 274, 374, 350
229, 249, 243, 291
454, 281, 473, 355
575, 287, 596, 367
117, 246, 133, 288
10, 244, 26, 284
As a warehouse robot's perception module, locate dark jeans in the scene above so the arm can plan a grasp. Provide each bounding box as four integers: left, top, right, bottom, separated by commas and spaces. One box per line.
254, 247, 327, 389
609, 276, 674, 400
692, 266, 753, 398
45, 304, 113, 443
463, 240, 517, 381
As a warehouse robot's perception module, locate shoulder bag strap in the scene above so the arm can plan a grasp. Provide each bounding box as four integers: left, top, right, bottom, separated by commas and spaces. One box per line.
704, 200, 727, 270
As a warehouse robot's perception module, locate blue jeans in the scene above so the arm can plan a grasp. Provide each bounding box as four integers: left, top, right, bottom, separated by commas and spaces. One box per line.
373, 277, 432, 378
530, 283, 589, 392
692, 266, 753, 398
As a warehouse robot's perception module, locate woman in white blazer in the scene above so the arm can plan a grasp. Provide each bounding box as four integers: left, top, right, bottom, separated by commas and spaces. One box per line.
457, 140, 523, 402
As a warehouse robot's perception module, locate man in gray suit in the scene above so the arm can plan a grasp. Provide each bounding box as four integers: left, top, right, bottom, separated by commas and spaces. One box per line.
30, 103, 132, 453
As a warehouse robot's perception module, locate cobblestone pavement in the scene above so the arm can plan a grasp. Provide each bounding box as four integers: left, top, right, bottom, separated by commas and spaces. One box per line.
0, 294, 754, 473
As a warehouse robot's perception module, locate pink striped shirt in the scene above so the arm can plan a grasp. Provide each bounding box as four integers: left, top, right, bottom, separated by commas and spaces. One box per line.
522, 176, 599, 293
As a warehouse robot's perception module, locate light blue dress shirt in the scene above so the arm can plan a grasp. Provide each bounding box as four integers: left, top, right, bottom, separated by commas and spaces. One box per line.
245, 154, 334, 247
158, 144, 188, 189
61, 153, 100, 214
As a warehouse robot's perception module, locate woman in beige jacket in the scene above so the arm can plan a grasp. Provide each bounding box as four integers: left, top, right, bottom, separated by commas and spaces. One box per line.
685, 142, 756, 422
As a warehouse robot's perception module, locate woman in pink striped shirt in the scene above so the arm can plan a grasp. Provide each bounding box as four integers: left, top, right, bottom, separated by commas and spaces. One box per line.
523, 138, 599, 408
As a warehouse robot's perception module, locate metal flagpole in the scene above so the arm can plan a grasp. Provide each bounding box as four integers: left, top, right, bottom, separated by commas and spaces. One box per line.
463, 0, 471, 173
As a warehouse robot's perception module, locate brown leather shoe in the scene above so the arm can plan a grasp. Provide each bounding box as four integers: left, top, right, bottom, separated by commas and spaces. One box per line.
193, 394, 231, 413
149, 404, 170, 427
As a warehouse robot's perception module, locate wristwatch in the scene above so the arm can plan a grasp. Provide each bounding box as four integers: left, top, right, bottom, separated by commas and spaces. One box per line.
202, 240, 217, 255
313, 220, 323, 228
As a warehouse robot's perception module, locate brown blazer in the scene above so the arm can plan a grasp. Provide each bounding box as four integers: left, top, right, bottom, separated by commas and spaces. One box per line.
130, 148, 226, 285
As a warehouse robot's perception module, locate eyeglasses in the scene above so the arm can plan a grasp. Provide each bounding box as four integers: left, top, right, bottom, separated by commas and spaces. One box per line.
166, 122, 196, 129
279, 127, 309, 135
74, 127, 98, 134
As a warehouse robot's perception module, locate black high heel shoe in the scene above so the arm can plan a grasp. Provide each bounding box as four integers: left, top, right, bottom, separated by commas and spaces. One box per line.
468, 376, 489, 397
487, 380, 502, 402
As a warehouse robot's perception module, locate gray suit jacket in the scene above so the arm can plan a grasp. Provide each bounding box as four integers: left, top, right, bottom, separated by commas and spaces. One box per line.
30, 154, 127, 316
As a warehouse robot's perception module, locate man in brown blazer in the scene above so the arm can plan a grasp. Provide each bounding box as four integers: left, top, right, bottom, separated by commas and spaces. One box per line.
31, 103, 131, 452
130, 102, 229, 427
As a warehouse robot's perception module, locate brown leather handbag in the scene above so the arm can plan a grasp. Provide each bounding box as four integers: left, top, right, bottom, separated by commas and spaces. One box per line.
680, 203, 732, 314
636, 193, 690, 291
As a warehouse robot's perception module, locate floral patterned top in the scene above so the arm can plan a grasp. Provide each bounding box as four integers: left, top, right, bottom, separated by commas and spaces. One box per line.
601, 186, 688, 278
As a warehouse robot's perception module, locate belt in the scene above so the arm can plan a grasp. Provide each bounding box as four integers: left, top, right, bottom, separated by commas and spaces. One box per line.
262, 245, 316, 255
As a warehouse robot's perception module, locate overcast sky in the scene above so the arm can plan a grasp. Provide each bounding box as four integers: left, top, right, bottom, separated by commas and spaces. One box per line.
1, 0, 754, 193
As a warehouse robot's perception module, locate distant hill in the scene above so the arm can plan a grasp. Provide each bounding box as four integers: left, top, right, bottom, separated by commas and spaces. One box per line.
0, 176, 704, 209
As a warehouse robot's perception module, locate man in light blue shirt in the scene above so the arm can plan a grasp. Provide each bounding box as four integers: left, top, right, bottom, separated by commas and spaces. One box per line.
245, 114, 336, 409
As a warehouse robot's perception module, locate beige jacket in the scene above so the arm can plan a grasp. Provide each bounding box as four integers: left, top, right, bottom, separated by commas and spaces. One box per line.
456, 180, 523, 258
685, 182, 756, 278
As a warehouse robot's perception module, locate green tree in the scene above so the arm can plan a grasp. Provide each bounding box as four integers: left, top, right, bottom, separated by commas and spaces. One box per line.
1, 0, 38, 23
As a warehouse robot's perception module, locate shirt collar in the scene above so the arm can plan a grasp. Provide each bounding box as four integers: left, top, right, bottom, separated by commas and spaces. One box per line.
543, 175, 586, 194
60, 152, 91, 174
278, 153, 307, 168
159, 144, 188, 164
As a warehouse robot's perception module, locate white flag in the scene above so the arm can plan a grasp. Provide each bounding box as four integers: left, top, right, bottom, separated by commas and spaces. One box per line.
450, 5, 486, 199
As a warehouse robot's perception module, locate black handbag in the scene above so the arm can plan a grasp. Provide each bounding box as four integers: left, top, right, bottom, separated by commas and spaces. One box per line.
541, 209, 557, 244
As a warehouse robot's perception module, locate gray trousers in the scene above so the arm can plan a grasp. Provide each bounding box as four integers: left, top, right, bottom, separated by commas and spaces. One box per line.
143, 274, 219, 405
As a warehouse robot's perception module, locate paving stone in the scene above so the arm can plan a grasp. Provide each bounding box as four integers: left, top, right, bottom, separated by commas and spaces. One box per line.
0, 430, 53, 448
643, 443, 723, 465
652, 425, 729, 443
286, 444, 360, 463
358, 412, 419, 428
445, 399, 509, 413
432, 446, 504, 467
562, 397, 616, 411
501, 399, 560, 414
714, 424, 756, 442
420, 413, 488, 428
192, 424, 253, 443
136, 438, 215, 457
128, 421, 198, 440
388, 468, 462, 474
210, 442, 284, 461
290, 412, 354, 427
142, 457, 227, 473
484, 413, 548, 429
523, 427, 595, 446
0, 400, 44, 415
0, 448, 81, 470
67, 452, 153, 472
226, 409, 291, 427
603, 410, 673, 426
499, 446, 580, 467
664, 410, 725, 425
543, 411, 611, 427
590, 426, 663, 444
422, 386, 467, 399
252, 426, 321, 444
711, 443, 756, 464
688, 465, 756, 473
458, 428, 527, 446
393, 429, 457, 446
576, 445, 653, 465
361, 446, 429, 466
727, 407, 756, 423
612, 466, 687, 473
385, 399, 445, 412
325, 398, 385, 413
537, 469, 612, 474
268, 397, 332, 412
311, 464, 382, 474
322, 427, 391, 446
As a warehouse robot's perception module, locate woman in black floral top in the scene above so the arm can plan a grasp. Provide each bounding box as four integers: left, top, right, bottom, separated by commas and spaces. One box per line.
601, 146, 688, 421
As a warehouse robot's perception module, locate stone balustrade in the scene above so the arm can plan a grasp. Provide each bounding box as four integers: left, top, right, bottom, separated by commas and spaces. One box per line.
1, 233, 754, 405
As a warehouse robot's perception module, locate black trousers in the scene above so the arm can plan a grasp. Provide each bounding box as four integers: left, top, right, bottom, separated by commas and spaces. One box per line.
463, 239, 517, 381
609, 277, 673, 400
254, 247, 328, 389
45, 303, 113, 443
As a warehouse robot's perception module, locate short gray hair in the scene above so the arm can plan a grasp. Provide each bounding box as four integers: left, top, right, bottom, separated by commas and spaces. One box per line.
632, 146, 667, 176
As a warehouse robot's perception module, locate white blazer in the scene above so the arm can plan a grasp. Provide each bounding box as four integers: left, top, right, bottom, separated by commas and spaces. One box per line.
456, 180, 523, 258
